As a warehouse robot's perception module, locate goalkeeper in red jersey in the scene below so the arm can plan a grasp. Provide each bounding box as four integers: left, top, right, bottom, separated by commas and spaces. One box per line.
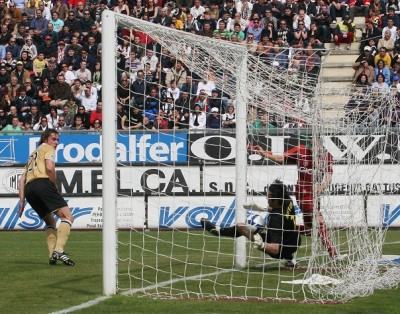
249, 135, 338, 258
201, 180, 301, 264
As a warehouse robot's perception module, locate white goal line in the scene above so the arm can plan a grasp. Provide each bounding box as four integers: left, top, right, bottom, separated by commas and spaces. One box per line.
49, 268, 234, 314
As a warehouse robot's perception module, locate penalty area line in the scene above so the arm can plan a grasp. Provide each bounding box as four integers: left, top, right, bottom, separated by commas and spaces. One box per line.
49, 268, 234, 314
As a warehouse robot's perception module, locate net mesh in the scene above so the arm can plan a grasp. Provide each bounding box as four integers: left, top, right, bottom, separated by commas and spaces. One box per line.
107, 13, 400, 302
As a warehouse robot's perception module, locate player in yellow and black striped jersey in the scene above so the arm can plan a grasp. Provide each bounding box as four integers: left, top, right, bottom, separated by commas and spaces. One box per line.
201, 180, 301, 266
18, 129, 75, 266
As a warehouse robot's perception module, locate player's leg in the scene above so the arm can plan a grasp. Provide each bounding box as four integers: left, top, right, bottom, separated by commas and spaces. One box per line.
301, 200, 337, 258
315, 211, 337, 258
52, 206, 75, 266
201, 218, 253, 239
43, 213, 57, 263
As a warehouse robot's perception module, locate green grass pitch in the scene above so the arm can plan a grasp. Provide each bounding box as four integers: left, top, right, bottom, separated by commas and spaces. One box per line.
1, 230, 399, 314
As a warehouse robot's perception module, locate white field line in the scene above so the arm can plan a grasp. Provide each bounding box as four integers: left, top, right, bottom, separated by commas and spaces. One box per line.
49, 268, 234, 314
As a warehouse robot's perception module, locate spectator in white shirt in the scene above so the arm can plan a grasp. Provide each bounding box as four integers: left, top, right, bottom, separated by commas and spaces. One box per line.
141, 50, 158, 73
75, 61, 91, 83
166, 80, 180, 101
382, 18, 397, 41
189, 103, 207, 129
190, 0, 205, 20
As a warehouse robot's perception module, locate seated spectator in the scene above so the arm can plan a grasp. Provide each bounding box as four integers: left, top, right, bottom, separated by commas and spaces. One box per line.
189, 103, 206, 129
222, 104, 236, 128
0, 108, 8, 130
90, 119, 102, 131
46, 106, 60, 127
55, 115, 70, 131
355, 73, 371, 88
153, 113, 169, 130
374, 47, 392, 67
293, 21, 309, 48
15, 87, 35, 117
165, 60, 187, 88
333, 15, 355, 50
354, 60, 375, 83
32, 52, 47, 79
144, 87, 160, 122
371, 73, 390, 93
89, 101, 102, 126
378, 30, 395, 55
122, 106, 143, 130
2, 116, 23, 134
33, 115, 54, 131
117, 76, 132, 107
12, 60, 30, 85
330, 0, 347, 20
24, 104, 41, 127
60, 63, 77, 85
168, 109, 187, 129
20, 36, 37, 60
75, 60, 91, 83
0, 65, 10, 88
374, 59, 391, 83
78, 83, 98, 112
141, 50, 158, 73
293, 8, 311, 31
142, 116, 154, 130
49, 73, 73, 109
246, 18, 263, 42
71, 114, 86, 130
166, 80, 180, 101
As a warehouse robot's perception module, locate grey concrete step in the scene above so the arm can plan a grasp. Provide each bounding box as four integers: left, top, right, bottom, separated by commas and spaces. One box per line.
321, 67, 354, 81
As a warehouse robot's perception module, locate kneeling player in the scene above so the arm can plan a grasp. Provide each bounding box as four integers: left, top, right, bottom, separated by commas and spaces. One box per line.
201, 180, 301, 265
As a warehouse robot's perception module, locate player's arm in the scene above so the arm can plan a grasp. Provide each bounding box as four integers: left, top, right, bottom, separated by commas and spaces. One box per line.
18, 172, 26, 217
248, 145, 285, 164
46, 159, 57, 186
253, 233, 280, 255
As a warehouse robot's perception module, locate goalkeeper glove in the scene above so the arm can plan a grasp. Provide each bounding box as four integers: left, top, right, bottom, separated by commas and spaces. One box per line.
253, 233, 265, 251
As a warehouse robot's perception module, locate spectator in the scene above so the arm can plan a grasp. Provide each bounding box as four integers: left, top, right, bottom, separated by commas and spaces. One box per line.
354, 60, 375, 83
189, 103, 206, 129
378, 30, 395, 53
90, 119, 102, 131
55, 115, 70, 131
333, 15, 355, 50
141, 50, 158, 73
71, 114, 86, 130
2, 116, 23, 134
349, 0, 370, 21
374, 47, 392, 67
293, 9, 311, 31
153, 113, 169, 130
38, 35, 57, 59
75, 60, 91, 83
246, 17, 263, 42
49, 72, 73, 109
62, 103, 75, 127
75, 105, 90, 129
24, 104, 41, 127
32, 52, 47, 78
154, 7, 172, 26
15, 86, 35, 116
166, 80, 180, 101
6, 37, 21, 59
60, 62, 77, 85
371, 73, 390, 93
144, 87, 159, 122
50, 11, 64, 33
33, 115, 53, 131
222, 104, 236, 128
46, 106, 60, 127
78, 82, 98, 111
37, 77, 52, 111
191, 0, 205, 20
12, 60, 30, 84
30, 9, 48, 33
89, 101, 102, 126
131, 70, 146, 109
382, 18, 397, 42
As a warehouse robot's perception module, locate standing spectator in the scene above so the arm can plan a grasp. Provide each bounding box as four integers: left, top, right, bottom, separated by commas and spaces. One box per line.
190, 0, 205, 20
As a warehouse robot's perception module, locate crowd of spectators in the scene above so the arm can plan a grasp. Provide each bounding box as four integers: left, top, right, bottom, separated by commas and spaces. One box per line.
0, 0, 395, 133
349, 1, 400, 126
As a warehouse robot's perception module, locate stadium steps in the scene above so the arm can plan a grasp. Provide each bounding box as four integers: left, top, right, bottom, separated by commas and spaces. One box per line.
320, 66, 355, 82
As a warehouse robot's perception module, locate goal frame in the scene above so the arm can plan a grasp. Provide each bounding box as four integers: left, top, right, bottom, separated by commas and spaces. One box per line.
101, 11, 249, 295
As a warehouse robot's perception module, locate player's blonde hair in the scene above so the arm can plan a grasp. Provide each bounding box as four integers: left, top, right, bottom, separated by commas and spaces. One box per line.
40, 129, 59, 144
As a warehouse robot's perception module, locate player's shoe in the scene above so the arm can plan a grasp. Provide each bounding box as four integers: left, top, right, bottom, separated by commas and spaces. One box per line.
200, 218, 219, 236
50, 251, 75, 266
284, 258, 297, 268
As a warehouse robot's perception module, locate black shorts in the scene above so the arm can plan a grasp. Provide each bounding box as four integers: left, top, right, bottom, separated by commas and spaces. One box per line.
25, 178, 68, 219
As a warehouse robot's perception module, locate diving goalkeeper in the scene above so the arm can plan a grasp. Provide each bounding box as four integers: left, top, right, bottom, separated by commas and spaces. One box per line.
249, 136, 338, 258
201, 180, 301, 263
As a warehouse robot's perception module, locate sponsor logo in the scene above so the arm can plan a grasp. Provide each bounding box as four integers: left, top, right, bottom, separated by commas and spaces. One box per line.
2, 169, 24, 193
382, 203, 400, 227
0, 201, 94, 230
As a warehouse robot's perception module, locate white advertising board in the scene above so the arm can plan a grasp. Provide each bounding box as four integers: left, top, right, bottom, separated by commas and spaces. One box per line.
0, 167, 201, 195
320, 195, 365, 227
0, 197, 145, 230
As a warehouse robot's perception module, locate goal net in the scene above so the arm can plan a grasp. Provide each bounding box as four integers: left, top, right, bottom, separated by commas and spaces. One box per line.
101, 11, 400, 302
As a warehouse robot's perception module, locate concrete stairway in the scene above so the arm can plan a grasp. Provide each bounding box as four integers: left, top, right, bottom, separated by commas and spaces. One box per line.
318, 16, 365, 121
